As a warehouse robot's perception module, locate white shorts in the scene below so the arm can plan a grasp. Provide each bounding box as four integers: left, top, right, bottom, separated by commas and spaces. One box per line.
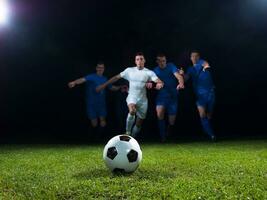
126, 96, 148, 119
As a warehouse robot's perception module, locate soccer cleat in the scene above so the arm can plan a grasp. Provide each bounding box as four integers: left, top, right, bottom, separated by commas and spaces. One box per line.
211, 135, 217, 142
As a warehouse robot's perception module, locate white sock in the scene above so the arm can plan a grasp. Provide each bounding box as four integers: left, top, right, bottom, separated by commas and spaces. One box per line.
126, 113, 135, 133
131, 125, 141, 137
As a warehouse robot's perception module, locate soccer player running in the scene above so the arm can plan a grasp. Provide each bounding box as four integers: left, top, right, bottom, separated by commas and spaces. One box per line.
96, 52, 164, 137
68, 62, 121, 136
179, 51, 216, 141
147, 54, 185, 142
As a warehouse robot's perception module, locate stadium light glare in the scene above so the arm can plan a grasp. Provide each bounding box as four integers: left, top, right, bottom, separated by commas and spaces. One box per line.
0, 0, 9, 26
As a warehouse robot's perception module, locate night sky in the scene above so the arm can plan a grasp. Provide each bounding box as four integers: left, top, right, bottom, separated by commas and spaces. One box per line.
1, 0, 267, 142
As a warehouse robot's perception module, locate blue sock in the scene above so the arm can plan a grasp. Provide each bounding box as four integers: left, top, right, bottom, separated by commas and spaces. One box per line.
200, 117, 214, 138
158, 119, 166, 140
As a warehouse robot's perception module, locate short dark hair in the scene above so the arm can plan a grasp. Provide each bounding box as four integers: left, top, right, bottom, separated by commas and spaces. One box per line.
97, 61, 105, 66
156, 53, 166, 58
135, 52, 144, 57
191, 50, 200, 55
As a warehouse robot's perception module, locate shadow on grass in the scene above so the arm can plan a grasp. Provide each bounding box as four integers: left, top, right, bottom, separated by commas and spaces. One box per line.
74, 167, 177, 181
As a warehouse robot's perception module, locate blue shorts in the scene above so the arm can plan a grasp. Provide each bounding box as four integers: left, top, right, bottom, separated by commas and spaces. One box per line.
156, 96, 178, 115
86, 103, 107, 120
196, 90, 215, 113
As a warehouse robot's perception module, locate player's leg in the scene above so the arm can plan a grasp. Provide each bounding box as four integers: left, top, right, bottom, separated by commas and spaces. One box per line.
95, 117, 107, 140
90, 119, 98, 128
167, 98, 178, 137
87, 104, 98, 128
156, 105, 166, 142
168, 115, 176, 126
197, 96, 215, 140
87, 103, 99, 141
132, 117, 144, 137
207, 112, 213, 120
90, 100, 109, 141
126, 103, 137, 135
131, 100, 148, 137
167, 115, 176, 137
99, 117, 107, 127
98, 103, 107, 131
207, 91, 215, 120
206, 91, 216, 140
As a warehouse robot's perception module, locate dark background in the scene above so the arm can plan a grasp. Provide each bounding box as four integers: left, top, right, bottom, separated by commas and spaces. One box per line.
1, 0, 267, 143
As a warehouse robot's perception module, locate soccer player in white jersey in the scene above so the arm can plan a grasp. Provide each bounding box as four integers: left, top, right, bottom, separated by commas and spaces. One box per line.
96, 52, 164, 137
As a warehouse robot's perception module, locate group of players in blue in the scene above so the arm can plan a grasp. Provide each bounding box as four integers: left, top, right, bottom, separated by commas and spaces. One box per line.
68, 50, 216, 142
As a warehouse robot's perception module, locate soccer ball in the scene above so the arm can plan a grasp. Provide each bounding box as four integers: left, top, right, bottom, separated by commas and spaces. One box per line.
103, 134, 142, 173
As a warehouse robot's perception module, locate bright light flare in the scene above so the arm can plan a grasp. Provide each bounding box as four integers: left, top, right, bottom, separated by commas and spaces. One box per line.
0, 0, 9, 25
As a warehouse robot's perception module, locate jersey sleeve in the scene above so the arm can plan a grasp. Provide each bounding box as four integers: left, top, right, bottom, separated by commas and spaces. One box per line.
120, 68, 129, 80
198, 59, 205, 66
169, 63, 179, 74
148, 70, 159, 82
153, 67, 159, 76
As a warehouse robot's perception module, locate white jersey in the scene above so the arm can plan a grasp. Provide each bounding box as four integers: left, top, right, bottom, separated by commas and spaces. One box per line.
120, 67, 158, 103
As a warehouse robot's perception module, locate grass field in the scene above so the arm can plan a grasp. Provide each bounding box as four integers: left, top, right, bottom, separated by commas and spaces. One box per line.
0, 140, 266, 199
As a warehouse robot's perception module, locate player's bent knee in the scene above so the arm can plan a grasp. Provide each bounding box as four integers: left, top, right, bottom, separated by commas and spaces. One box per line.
197, 107, 206, 118
129, 110, 136, 115
199, 113, 206, 118
100, 121, 106, 127
207, 113, 213, 119
99, 117, 107, 127
156, 109, 164, 119
169, 121, 175, 126
91, 120, 98, 128
157, 114, 164, 120
135, 118, 144, 126
128, 106, 136, 115
199, 111, 206, 117
156, 106, 165, 117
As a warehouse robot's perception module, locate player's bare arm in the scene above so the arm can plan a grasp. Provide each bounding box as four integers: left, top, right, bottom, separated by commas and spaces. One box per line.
154, 78, 164, 90
109, 86, 120, 91
145, 81, 153, 89
179, 68, 190, 82
96, 74, 122, 92
202, 60, 210, 70
146, 79, 164, 90
174, 72, 185, 89
68, 77, 86, 88
109, 85, 128, 92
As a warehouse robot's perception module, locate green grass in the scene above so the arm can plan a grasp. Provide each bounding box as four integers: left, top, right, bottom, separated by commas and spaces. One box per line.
0, 140, 266, 200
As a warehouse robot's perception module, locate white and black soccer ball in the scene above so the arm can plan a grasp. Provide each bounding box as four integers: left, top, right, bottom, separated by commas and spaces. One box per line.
103, 135, 142, 173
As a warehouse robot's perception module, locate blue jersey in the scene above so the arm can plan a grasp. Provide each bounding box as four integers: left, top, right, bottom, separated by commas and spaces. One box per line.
84, 73, 110, 105
186, 59, 215, 94
154, 63, 179, 98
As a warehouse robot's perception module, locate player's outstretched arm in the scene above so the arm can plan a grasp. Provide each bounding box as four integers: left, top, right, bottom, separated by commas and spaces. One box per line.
109, 84, 127, 92
174, 72, 185, 89
202, 60, 210, 71
154, 78, 164, 90
145, 81, 154, 89
96, 74, 122, 92
179, 68, 190, 82
148, 70, 164, 90
109, 85, 120, 91
68, 77, 86, 88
